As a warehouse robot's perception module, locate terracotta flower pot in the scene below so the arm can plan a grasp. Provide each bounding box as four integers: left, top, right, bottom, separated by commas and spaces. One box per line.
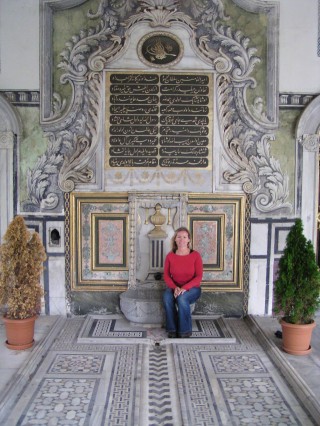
280, 319, 316, 356
3, 316, 37, 350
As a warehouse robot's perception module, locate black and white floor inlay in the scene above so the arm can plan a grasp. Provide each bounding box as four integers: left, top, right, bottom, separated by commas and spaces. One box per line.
0, 316, 317, 426
77, 315, 236, 344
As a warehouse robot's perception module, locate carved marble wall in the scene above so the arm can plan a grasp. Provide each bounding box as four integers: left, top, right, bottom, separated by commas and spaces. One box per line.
37, 0, 301, 316
33, 0, 291, 217
1, 0, 319, 317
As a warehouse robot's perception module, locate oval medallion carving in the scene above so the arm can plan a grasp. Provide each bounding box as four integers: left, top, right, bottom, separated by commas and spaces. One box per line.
138, 32, 183, 67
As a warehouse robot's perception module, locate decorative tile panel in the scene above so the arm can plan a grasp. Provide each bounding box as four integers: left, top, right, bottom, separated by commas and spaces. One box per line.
70, 192, 129, 290
188, 193, 246, 291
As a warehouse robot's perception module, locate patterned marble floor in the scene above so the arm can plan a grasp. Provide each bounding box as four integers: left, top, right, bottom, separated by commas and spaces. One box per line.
0, 315, 318, 426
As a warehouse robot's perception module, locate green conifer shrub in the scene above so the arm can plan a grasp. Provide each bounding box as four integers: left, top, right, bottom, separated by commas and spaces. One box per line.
274, 218, 320, 324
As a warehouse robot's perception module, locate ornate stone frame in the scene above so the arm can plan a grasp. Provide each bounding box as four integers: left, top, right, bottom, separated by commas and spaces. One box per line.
34, 0, 291, 216
296, 94, 320, 242
0, 95, 22, 236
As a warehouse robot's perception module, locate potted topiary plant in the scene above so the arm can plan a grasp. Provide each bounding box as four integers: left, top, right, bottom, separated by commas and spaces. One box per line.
274, 218, 320, 355
0, 216, 46, 350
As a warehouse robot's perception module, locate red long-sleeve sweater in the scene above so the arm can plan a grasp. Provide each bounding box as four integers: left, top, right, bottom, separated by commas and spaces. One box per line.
164, 250, 203, 291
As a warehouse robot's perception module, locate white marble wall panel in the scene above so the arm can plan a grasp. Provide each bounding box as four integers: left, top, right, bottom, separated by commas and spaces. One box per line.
48, 257, 67, 316
249, 221, 295, 316
279, 0, 320, 93
250, 223, 268, 256
300, 140, 319, 244
248, 259, 267, 315
0, 132, 13, 241
105, 169, 214, 193
0, 0, 39, 89
266, 221, 295, 316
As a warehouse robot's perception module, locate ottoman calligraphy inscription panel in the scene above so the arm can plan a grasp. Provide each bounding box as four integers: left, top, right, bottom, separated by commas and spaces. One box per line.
105, 72, 213, 169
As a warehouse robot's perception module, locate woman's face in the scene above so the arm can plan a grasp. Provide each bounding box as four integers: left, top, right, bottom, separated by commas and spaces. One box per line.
175, 230, 190, 249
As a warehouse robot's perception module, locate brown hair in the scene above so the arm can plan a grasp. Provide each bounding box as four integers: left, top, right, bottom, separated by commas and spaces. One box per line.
171, 227, 192, 253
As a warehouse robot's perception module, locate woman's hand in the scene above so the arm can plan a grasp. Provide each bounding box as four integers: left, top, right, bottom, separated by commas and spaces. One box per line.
174, 287, 186, 298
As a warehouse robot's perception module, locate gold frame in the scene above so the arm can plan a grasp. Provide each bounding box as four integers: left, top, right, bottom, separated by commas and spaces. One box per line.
68, 191, 246, 292
188, 193, 246, 291
91, 213, 129, 271
70, 192, 129, 291
189, 214, 225, 272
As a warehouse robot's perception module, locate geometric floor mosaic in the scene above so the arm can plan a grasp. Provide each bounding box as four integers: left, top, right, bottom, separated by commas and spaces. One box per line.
77, 314, 236, 344
177, 348, 306, 425
0, 316, 317, 425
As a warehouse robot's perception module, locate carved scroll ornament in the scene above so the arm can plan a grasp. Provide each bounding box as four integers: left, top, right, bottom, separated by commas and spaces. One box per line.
29, 0, 290, 214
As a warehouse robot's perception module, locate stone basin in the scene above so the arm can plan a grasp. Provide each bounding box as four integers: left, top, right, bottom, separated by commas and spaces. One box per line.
120, 288, 165, 325
120, 286, 195, 326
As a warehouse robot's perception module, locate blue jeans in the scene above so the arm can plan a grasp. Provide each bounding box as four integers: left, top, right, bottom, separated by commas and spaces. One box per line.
163, 287, 201, 335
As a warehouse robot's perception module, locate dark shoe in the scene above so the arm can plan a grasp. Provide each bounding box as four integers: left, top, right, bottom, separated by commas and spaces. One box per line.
179, 332, 192, 338
167, 332, 177, 338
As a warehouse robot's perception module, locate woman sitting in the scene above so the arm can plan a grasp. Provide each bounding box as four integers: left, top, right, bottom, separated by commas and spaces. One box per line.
163, 227, 203, 338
